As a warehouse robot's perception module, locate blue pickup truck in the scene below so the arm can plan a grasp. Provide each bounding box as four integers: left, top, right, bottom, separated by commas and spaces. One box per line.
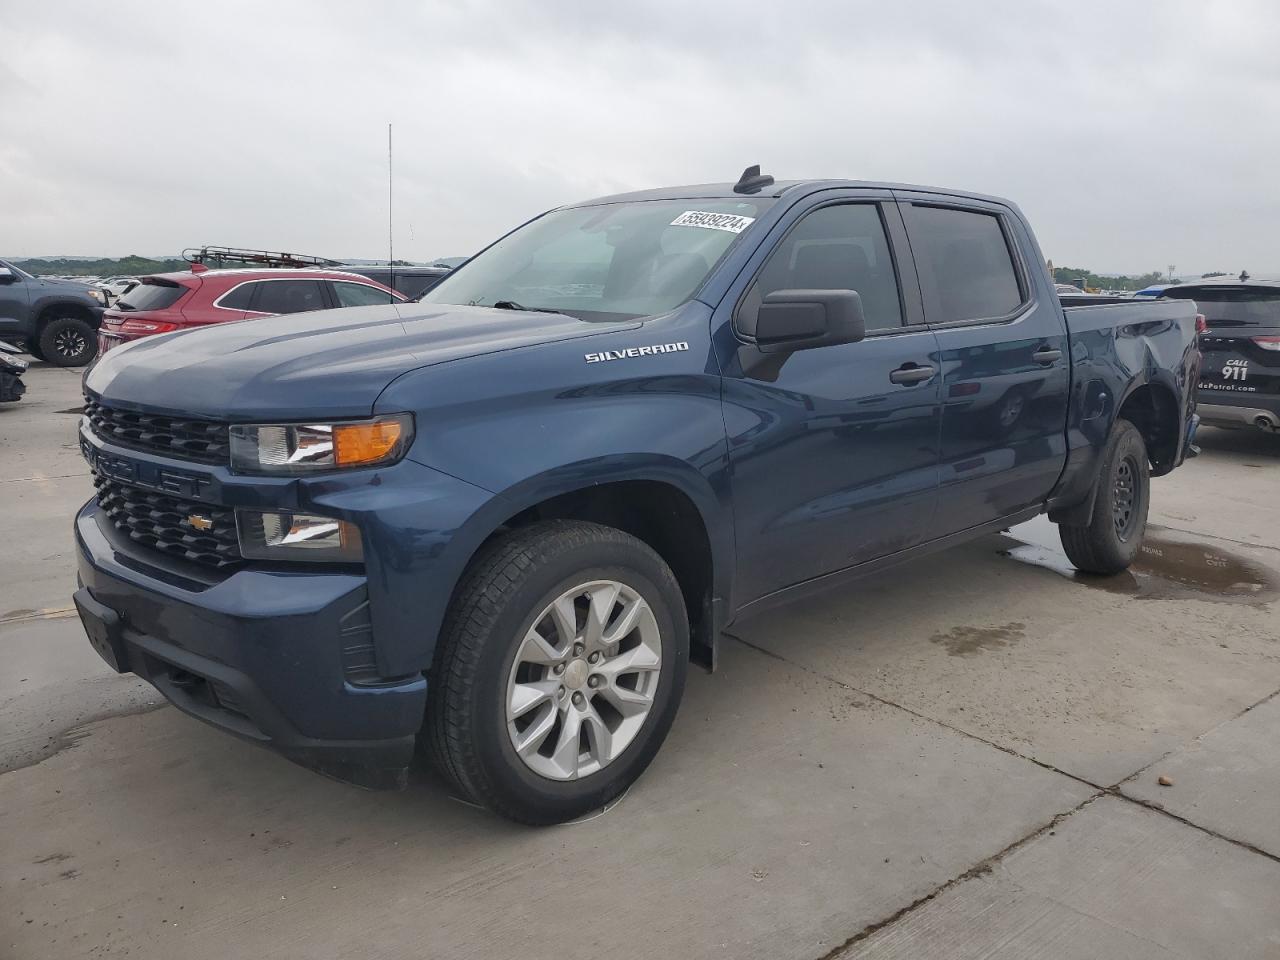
73, 169, 1200, 823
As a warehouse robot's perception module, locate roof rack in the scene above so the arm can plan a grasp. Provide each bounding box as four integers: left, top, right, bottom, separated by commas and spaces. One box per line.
182, 245, 343, 270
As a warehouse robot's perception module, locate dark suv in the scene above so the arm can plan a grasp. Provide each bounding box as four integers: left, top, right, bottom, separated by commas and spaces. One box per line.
339, 264, 451, 299
1165, 280, 1280, 434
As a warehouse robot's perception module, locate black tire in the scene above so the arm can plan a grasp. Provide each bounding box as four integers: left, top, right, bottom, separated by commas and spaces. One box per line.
426, 520, 688, 825
38, 316, 97, 367
1058, 418, 1150, 574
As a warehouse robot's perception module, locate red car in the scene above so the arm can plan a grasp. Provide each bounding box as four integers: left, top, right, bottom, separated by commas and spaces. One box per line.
97, 267, 405, 354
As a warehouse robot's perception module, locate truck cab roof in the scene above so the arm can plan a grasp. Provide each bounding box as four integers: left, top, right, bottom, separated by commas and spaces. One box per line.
575, 178, 1014, 209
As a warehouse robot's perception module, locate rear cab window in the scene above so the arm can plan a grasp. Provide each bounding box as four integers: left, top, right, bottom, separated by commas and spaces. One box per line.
904, 205, 1026, 325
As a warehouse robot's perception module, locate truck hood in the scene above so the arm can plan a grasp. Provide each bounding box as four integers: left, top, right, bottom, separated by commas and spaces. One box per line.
34, 276, 99, 298
85, 303, 638, 420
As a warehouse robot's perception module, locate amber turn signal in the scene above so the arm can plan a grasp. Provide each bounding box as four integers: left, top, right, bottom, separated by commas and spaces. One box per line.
334, 419, 407, 467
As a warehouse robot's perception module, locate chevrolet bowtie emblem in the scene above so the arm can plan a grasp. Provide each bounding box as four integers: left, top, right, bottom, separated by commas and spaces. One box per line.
187, 514, 214, 532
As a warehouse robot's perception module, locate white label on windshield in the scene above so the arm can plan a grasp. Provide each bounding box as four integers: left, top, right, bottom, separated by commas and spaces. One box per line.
670, 210, 756, 234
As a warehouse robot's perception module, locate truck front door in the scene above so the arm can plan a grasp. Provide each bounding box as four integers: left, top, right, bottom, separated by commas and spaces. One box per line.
0, 262, 32, 341
719, 196, 942, 606
895, 194, 1070, 534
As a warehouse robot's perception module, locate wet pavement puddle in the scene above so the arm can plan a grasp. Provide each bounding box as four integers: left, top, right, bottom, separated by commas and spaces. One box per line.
1000, 516, 1280, 606
931, 621, 1026, 656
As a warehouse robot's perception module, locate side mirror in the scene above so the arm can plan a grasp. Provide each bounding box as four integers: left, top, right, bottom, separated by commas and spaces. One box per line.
740, 289, 865, 379
754, 289, 866, 353
0, 267, 16, 284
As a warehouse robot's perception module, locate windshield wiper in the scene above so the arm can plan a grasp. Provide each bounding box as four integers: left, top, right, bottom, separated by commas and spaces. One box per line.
492, 300, 566, 315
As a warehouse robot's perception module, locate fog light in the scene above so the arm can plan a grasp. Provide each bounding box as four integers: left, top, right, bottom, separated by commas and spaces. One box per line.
236, 510, 363, 563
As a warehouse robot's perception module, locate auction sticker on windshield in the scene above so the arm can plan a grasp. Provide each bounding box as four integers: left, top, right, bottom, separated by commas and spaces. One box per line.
670, 211, 756, 233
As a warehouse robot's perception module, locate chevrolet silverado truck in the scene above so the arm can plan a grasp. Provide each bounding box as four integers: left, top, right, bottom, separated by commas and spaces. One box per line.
73, 168, 1200, 824
0, 258, 105, 366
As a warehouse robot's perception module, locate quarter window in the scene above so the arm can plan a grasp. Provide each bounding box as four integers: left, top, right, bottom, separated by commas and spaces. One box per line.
218, 283, 256, 310
251, 280, 326, 315
739, 204, 904, 335
333, 281, 397, 307
906, 206, 1024, 325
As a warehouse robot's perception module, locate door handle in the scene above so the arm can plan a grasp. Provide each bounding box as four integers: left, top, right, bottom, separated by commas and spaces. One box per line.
889, 363, 935, 386
1032, 346, 1063, 365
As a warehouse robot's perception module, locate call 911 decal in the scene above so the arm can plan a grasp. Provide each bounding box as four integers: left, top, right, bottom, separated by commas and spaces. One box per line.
1200, 358, 1257, 392
670, 211, 756, 234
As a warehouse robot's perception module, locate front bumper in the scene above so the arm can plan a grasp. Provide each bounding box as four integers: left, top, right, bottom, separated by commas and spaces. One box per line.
75, 501, 426, 788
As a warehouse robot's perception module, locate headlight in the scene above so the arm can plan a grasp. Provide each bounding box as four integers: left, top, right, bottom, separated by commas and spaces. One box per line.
236, 510, 363, 563
0, 354, 28, 374
87, 289, 105, 302
228, 414, 413, 474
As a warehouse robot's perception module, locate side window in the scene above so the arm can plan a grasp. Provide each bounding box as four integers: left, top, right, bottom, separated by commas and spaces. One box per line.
333, 281, 396, 307
218, 283, 256, 310
252, 280, 326, 315
906, 206, 1025, 325
738, 204, 903, 335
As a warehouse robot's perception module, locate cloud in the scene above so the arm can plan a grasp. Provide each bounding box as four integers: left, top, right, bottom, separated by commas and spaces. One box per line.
2, 0, 1277, 275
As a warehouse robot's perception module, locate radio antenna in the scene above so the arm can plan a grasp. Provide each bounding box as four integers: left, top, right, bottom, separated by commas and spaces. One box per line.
387, 122, 394, 289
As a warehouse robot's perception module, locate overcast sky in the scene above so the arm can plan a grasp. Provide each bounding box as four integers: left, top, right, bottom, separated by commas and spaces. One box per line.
2, 0, 1276, 275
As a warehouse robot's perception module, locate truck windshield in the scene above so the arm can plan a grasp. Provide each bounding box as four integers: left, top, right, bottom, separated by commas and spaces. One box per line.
421, 198, 773, 321
1165, 286, 1280, 328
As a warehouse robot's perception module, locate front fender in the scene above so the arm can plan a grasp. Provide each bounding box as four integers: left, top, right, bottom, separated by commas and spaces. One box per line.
372, 309, 733, 664
33, 293, 104, 327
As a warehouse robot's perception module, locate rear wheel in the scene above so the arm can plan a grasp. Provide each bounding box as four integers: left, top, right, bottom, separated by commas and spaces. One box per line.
426, 520, 688, 824
38, 316, 97, 367
1058, 418, 1150, 574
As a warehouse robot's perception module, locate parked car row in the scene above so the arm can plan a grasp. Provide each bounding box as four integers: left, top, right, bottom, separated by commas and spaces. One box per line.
97, 266, 405, 355
6, 240, 1277, 439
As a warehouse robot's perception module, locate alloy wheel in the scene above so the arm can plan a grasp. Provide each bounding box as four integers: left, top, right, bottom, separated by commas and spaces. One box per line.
54, 327, 88, 360
505, 579, 662, 781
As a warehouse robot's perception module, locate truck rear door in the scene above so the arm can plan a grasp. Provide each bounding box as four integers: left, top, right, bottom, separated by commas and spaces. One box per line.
895, 193, 1070, 534
719, 193, 942, 605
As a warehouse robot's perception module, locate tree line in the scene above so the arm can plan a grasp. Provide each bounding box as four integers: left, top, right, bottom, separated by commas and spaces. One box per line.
1052, 266, 1231, 291
14, 255, 188, 276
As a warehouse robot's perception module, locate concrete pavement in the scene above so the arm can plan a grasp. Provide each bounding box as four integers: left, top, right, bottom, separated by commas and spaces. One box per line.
1, 361, 1277, 959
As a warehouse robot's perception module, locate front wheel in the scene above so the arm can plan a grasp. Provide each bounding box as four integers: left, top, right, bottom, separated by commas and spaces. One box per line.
1058, 418, 1150, 574
426, 520, 688, 824
38, 316, 97, 367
